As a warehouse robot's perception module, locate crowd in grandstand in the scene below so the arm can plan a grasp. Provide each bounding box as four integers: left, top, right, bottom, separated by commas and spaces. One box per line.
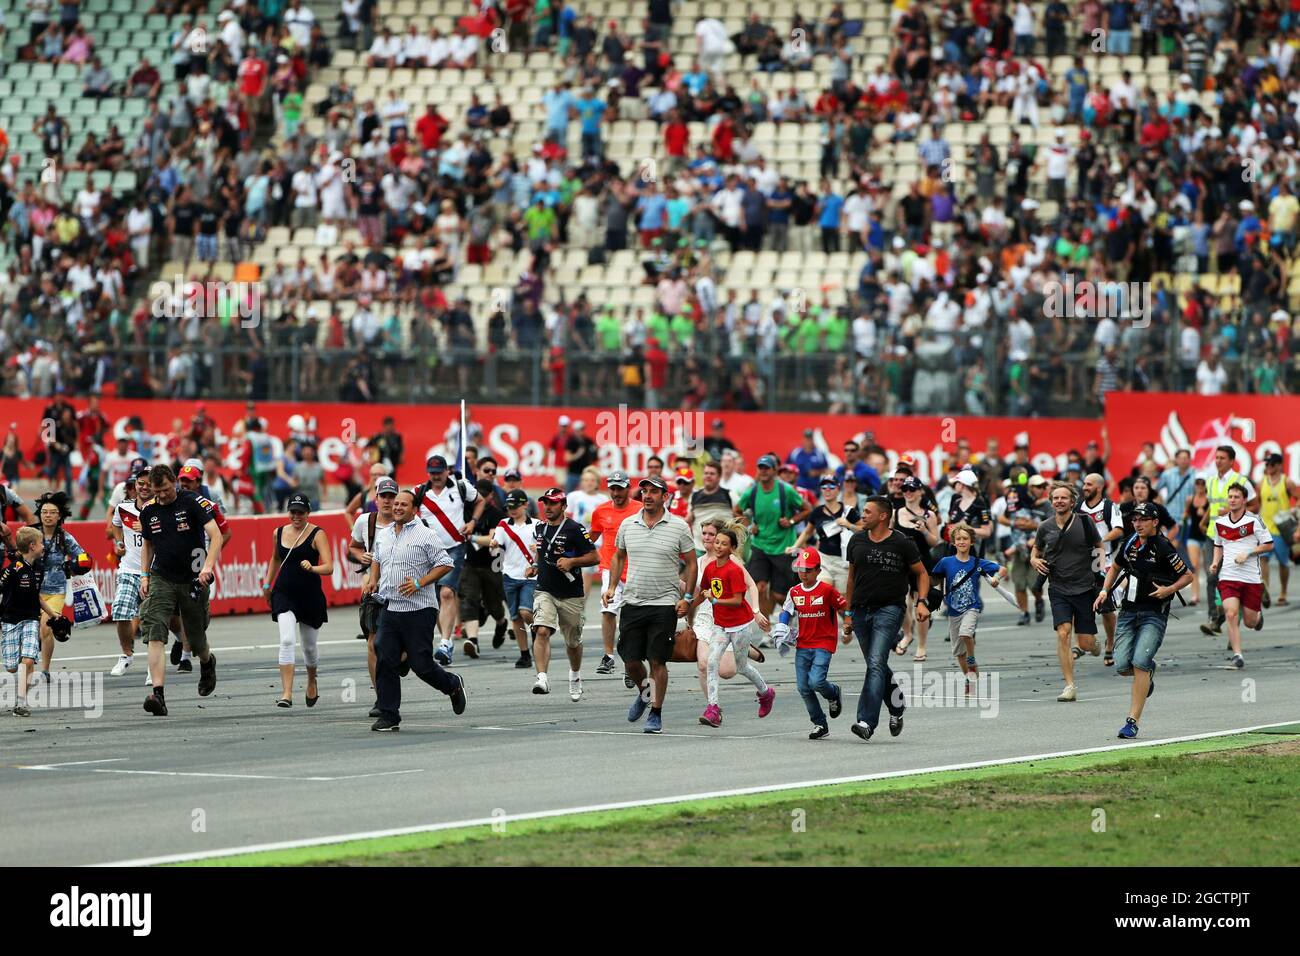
0, 0, 1299, 411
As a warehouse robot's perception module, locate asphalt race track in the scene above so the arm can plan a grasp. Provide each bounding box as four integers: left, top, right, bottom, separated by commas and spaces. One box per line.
3, 589, 1297, 866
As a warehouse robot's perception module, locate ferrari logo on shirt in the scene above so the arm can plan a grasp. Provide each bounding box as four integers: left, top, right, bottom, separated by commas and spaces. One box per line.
710, 578, 724, 599
811, 595, 824, 605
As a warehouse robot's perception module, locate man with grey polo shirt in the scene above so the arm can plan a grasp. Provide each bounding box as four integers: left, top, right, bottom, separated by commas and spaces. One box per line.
604, 475, 697, 734
363, 489, 467, 731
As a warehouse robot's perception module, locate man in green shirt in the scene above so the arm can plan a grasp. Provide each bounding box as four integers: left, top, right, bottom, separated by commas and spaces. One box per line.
670, 307, 695, 351
794, 309, 822, 353
646, 309, 671, 346
523, 198, 557, 243
823, 308, 849, 352
595, 308, 621, 352
734, 453, 811, 619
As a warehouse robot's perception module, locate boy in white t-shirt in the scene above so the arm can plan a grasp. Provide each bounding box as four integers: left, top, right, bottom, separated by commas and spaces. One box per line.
479, 490, 540, 670
107, 471, 148, 677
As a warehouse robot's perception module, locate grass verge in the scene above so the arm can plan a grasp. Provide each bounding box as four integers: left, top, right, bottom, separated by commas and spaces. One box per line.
181, 731, 1300, 867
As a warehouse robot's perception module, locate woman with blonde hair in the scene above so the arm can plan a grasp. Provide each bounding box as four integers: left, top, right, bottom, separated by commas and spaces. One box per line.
567, 466, 609, 594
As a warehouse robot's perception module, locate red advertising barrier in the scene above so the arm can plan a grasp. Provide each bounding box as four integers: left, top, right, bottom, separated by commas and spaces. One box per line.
5, 510, 365, 620
0, 397, 1100, 488
1106, 393, 1300, 483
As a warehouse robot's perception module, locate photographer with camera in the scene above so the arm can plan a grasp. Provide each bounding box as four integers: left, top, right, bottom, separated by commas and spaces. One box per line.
138, 465, 224, 716
1031, 480, 1104, 703
29, 491, 89, 682
363, 489, 467, 732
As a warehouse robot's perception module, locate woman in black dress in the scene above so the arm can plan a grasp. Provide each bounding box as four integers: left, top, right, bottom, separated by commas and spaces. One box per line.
893, 476, 942, 660
263, 493, 333, 707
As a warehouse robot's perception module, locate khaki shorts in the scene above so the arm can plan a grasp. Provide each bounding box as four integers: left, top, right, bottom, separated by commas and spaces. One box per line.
1009, 550, 1034, 591
533, 591, 585, 648
817, 554, 850, 593
948, 609, 980, 654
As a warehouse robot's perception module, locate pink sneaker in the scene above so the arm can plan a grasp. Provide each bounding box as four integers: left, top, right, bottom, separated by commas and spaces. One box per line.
699, 704, 722, 727
757, 687, 776, 718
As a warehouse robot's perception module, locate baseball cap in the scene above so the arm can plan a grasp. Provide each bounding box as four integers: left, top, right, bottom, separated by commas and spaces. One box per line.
638, 475, 668, 491
803, 428, 815, 438
1266, 453, 1284, 466
954, 469, 979, 487
901, 476, 925, 493
558, 415, 571, 426
1131, 502, 1160, 520
539, 487, 567, 504
178, 463, 202, 481
607, 470, 631, 488
505, 489, 529, 508
503, 468, 522, 481
426, 455, 448, 474
792, 548, 822, 571
130, 456, 149, 472
375, 477, 399, 496
1028, 475, 1049, 487
675, 469, 694, 484
819, 476, 840, 488
287, 493, 312, 513
896, 453, 917, 473
778, 462, 797, 474
756, 454, 780, 469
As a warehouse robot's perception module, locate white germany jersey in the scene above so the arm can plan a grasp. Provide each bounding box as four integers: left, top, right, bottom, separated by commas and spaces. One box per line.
1214, 511, 1271, 585
112, 501, 146, 574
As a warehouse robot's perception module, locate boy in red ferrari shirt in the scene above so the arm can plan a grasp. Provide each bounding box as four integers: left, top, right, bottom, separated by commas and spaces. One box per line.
774, 548, 847, 739
689, 526, 775, 728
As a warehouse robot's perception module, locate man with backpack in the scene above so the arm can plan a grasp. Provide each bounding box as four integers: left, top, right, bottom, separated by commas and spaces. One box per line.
348, 476, 398, 717
415, 455, 486, 666
734, 454, 811, 620
1078, 472, 1125, 666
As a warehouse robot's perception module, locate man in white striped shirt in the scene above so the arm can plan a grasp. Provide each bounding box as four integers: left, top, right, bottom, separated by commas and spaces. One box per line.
363, 490, 466, 731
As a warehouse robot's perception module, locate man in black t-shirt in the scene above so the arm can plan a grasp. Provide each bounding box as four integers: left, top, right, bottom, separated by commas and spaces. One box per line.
1095, 503, 1193, 740
458, 478, 507, 658
138, 464, 224, 716
527, 488, 599, 700
843, 496, 930, 742
563, 422, 598, 493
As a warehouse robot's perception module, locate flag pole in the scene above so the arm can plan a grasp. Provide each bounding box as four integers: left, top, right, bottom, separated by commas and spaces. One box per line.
459, 400, 467, 475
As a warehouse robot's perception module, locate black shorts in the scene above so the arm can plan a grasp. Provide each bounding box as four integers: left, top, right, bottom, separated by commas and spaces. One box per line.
746, 547, 796, 594
1094, 573, 1117, 614
1049, 587, 1098, 635
617, 604, 678, 665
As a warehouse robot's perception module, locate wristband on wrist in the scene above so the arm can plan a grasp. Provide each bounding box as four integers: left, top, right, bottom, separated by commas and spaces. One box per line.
683, 592, 693, 601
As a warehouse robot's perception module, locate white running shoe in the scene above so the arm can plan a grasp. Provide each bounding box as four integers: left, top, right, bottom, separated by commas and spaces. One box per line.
532, 672, 550, 695
1057, 683, 1077, 702
110, 655, 132, 677
569, 675, 582, 702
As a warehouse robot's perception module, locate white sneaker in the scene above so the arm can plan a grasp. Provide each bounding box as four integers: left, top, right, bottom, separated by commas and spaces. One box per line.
1057, 684, 1077, 702
569, 675, 582, 702
110, 655, 132, 677
532, 673, 549, 695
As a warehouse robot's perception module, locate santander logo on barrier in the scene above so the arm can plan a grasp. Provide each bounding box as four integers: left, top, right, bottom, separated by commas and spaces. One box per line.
1148, 410, 1298, 480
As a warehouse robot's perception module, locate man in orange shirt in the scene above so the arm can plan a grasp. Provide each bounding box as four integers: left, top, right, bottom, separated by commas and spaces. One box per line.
588, 470, 639, 677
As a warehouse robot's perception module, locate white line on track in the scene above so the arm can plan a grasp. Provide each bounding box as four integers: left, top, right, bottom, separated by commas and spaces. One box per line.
15, 764, 425, 782
558, 729, 803, 739
92, 718, 1300, 867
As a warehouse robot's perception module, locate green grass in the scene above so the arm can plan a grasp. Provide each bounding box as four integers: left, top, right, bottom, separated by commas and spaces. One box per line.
184, 732, 1300, 867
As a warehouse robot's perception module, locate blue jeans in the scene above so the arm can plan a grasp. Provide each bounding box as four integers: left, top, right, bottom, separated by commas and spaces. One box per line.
503, 576, 536, 619
1113, 609, 1167, 674
795, 647, 839, 725
852, 605, 906, 729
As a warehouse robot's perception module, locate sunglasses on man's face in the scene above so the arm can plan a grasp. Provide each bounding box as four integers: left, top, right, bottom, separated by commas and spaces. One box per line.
480, 468, 497, 475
